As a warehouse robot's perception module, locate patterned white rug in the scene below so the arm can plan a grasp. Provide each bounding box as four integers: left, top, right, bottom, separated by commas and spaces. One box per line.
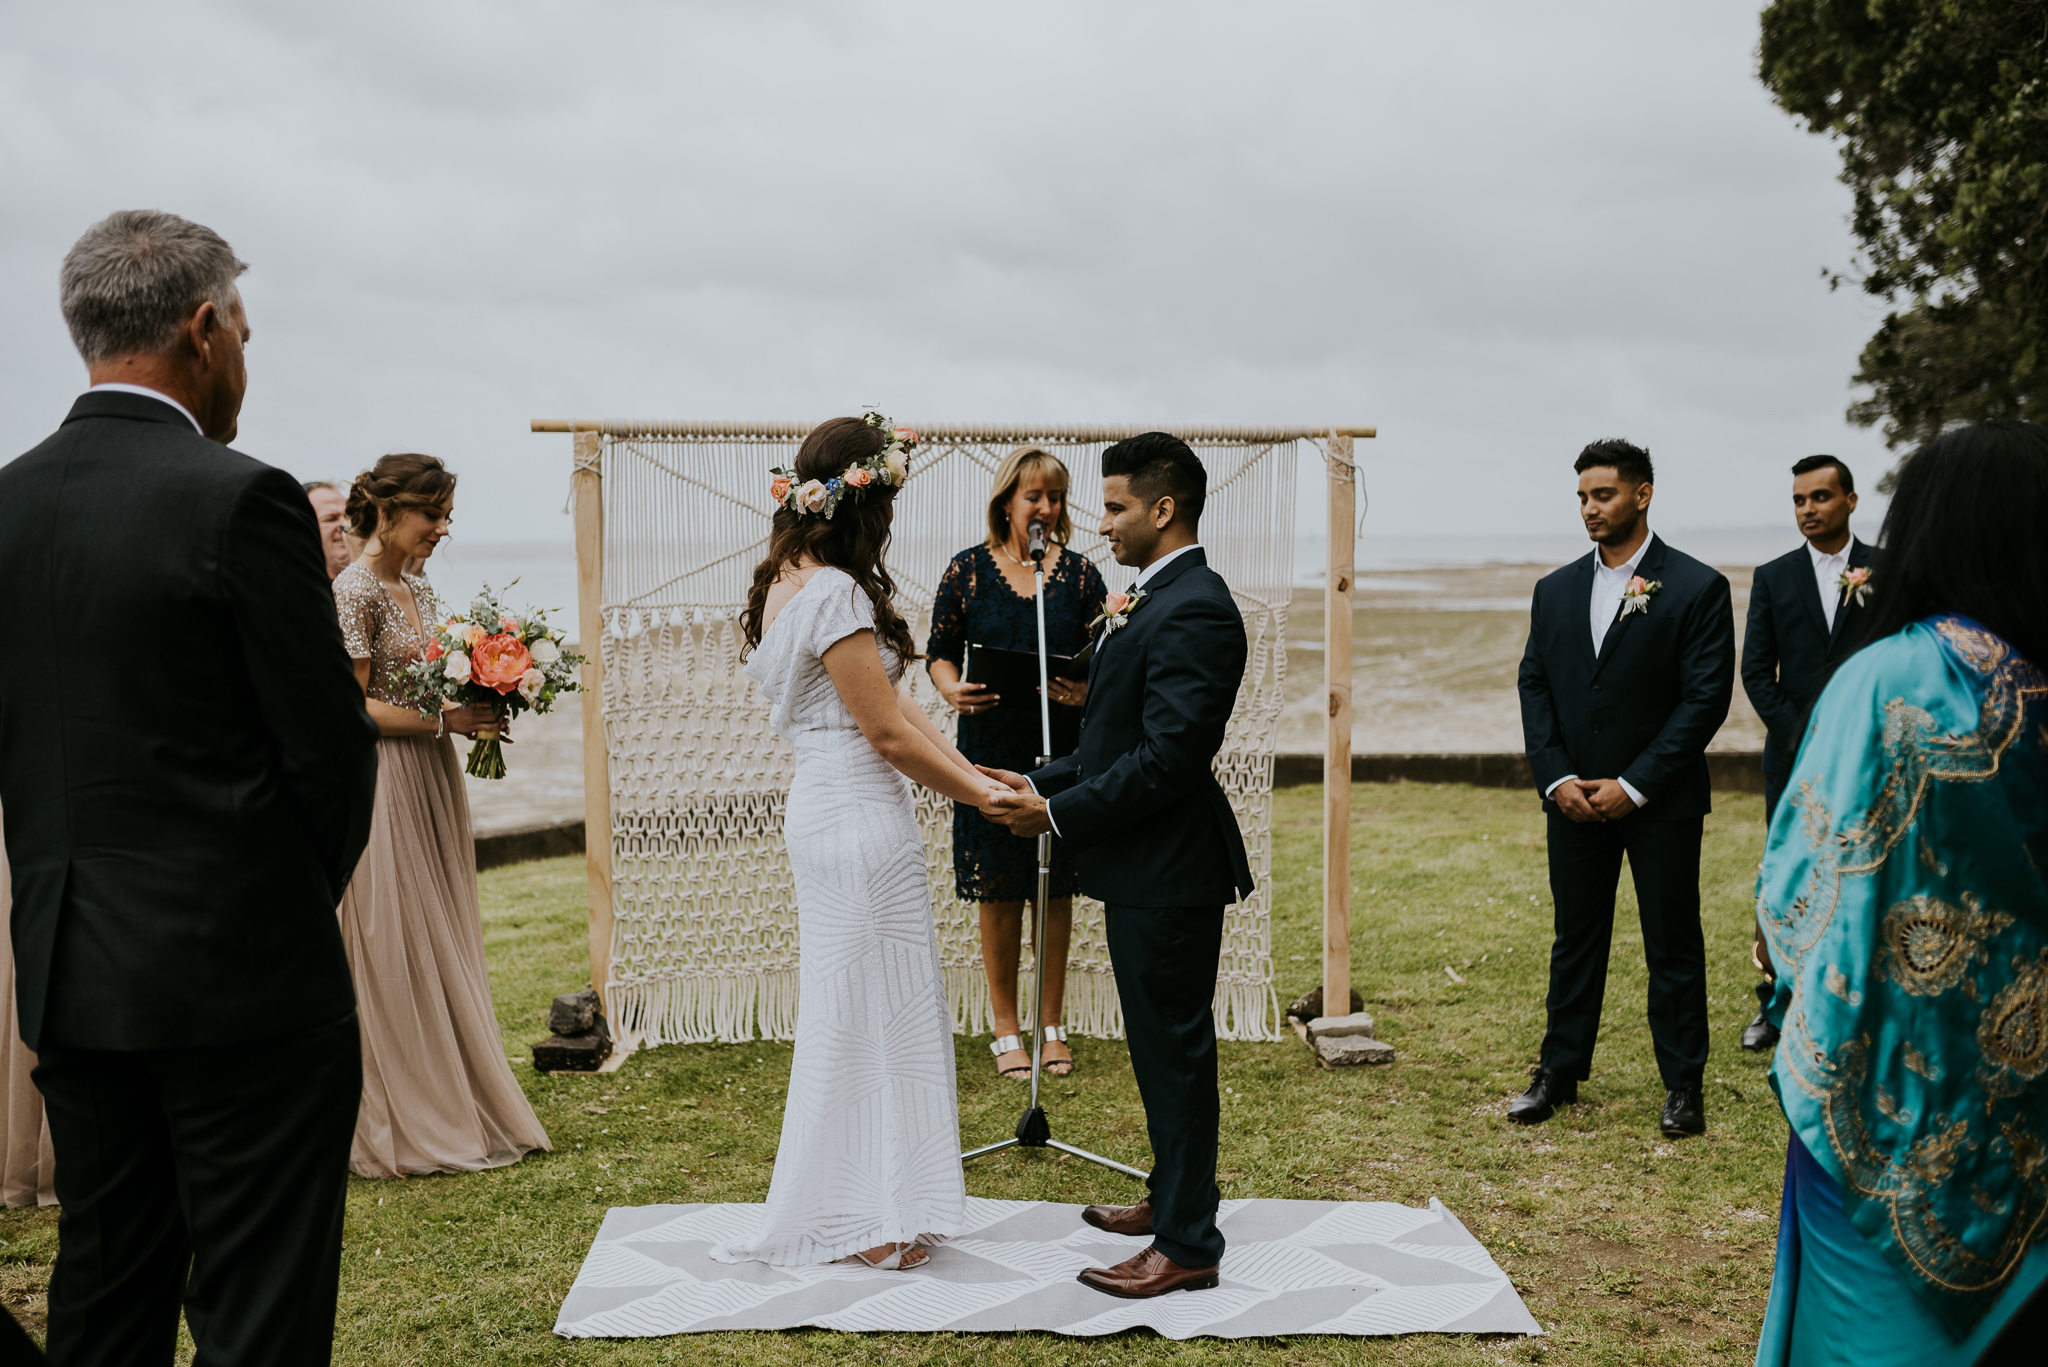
554, 1196, 1542, 1340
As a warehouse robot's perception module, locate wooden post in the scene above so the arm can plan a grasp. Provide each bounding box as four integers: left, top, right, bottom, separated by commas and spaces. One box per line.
570, 428, 616, 1018
1323, 433, 1355, 1019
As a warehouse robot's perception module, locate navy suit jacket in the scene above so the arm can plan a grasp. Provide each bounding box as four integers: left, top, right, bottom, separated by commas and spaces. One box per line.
0, 392, 379, 1051
1026, 548, 1255, 908
1741, 537, 1875, 777
1517, 535, 1735, 822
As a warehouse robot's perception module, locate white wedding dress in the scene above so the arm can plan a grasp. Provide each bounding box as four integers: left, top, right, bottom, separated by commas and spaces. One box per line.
711, 568, 966, 1265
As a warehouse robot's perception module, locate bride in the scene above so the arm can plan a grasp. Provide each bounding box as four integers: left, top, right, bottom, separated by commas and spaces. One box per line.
713, 413, 1008, 1271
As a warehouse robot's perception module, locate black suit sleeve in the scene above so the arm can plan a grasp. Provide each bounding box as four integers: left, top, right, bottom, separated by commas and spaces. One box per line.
1030, 751, 1083, 798
1740, 568, 1798, 738
1619, 574, 1734, 805
221, 468, 380, 901
1037, 596, 1243, 849
1518, 588, 1573, 797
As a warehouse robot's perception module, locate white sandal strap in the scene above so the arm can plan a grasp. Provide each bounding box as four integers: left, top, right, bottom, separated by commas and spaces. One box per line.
990, 1034, 1025, 1057
1041, 1025, 1068, 1043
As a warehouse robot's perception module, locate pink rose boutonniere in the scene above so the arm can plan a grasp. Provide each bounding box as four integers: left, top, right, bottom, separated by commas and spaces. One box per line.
1619, 575, 1662, 617
1088, 587, 1148, 633
1838, 566, 1873, 607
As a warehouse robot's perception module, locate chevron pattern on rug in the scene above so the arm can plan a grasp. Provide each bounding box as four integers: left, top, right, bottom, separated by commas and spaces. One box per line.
555, 1196, 1542, 1340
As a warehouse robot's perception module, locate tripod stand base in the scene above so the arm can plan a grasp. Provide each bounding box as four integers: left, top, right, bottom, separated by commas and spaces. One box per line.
960, 1133, 1149, 1182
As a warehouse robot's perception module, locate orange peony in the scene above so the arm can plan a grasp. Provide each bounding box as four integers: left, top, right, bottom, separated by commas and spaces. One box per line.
471, 632, 534, 695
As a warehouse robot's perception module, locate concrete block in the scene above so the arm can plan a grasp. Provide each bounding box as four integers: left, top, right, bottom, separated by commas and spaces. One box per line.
1306, 1011, 1376, 1041
1316, 1034, 1395, 1067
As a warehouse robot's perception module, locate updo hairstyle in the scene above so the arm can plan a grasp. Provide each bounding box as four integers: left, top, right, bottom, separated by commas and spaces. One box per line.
345, 452, 458, 540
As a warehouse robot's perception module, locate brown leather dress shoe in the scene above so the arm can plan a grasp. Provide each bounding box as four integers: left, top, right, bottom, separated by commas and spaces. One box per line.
1080, 1199, 1153, 1236
1076, 1247, 1220, 1298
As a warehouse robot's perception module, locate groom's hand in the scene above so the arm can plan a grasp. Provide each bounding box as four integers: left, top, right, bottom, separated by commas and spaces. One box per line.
976, 765, 1030, 794
986, 791, 1054, 837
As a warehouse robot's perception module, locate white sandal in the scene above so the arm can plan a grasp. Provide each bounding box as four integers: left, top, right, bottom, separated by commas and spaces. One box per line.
1040, 1024, 1074, 1077
990, 1034, 1032, 1080
847, 1241, 928, 1270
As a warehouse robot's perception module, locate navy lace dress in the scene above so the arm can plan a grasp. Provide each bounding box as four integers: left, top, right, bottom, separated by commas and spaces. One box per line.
926, 543, 1108, 902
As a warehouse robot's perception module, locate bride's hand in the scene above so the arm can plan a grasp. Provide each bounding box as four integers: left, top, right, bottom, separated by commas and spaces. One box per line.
973, 783, 1013, 817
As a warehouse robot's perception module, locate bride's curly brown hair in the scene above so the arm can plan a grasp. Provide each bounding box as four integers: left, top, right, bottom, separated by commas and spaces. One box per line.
741, 416, 920, 664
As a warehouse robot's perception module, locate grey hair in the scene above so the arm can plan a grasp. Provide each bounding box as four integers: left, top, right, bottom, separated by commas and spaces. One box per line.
59, 210, 248, 364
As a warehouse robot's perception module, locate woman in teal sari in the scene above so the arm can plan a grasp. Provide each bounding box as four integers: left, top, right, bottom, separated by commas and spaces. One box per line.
1754, 421, 2048, 1365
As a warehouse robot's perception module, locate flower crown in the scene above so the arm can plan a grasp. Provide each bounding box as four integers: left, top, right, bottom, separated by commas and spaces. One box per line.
768, 411, 919, 520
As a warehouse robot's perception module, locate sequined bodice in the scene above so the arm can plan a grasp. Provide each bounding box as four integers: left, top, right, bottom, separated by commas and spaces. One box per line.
334, 561, 442, 708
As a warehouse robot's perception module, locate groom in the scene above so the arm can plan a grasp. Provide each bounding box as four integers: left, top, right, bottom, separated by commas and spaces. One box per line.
985, 431, 1254, 1299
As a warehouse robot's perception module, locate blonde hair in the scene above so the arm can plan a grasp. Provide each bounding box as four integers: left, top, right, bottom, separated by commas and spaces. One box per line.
985, 446, 1073, 547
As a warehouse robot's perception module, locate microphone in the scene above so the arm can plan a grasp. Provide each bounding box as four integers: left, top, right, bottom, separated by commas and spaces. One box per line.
1027, 518, 1048, 562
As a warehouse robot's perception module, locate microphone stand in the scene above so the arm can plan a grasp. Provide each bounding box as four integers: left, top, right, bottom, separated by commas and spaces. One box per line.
961, 520, 1147, 1182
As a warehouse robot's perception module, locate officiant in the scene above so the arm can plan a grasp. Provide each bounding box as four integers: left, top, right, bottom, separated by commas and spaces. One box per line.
926, 447, 1107, 1081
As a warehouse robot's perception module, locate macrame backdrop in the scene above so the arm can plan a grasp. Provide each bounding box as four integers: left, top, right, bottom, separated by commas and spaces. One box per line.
579, 423, 1314, 1049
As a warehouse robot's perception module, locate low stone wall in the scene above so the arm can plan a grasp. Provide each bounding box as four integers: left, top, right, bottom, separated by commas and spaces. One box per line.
473, 753, 1770, 868
1270, 752, 1767, 794
475, 819, 586, 871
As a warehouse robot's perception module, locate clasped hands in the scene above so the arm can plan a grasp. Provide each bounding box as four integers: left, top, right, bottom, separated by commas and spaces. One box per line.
1555, 777, 1635, 823
973, 765, 1054, 837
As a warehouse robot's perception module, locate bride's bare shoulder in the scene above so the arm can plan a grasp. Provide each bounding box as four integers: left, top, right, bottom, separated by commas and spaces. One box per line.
758, 563, 827, 638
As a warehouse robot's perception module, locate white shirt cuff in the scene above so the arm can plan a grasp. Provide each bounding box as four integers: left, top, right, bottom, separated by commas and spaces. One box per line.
1023, 776, 1061, 837
1618, 777, 1647, 809
1543, 775, 1579, 800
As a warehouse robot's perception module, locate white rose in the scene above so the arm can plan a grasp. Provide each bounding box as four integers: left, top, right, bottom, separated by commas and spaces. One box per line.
445, 649, 472, 684
882, 451, 908, 485
797, 479, 829, 512
517, 668, 545, 704
529, 637, 561, 665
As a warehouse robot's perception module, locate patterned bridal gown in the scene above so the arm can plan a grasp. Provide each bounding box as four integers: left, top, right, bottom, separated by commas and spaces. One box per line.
711, 568, 966, 1265
332, 561, 550, 1178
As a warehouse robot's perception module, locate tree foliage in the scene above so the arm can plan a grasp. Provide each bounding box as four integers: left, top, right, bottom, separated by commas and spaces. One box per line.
1759, 1, 2048, 468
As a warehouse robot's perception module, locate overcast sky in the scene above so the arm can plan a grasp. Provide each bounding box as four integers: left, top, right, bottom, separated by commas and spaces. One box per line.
1, 1, 1891, 554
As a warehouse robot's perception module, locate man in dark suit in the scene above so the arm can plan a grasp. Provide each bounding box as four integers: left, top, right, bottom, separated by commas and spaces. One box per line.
0, 211, 378, 1365
1513, 439, 1734, 1137
984, 432, 1253, 1299
1736, 454, 1872, 1050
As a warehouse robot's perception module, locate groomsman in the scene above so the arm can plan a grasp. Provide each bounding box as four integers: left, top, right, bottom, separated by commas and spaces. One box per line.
1737, 455, 1872, 1050
1513, 440, 1734, 1136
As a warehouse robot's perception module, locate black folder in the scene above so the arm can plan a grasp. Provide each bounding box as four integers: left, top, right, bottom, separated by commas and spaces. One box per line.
961, 641, 1092, 711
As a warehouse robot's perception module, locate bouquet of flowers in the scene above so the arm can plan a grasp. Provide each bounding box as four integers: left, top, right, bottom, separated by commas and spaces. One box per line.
399, 584, 584, 779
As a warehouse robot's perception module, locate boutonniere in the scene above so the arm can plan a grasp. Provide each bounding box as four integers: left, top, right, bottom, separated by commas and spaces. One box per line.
1619, 575, 1662, 617
1088, 587, 1148, 633
1838, 566, 1873, 607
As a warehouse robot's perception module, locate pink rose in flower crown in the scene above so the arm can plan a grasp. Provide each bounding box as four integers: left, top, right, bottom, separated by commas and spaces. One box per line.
892, 426, 918, 448
770, 475, 792, 505
470, 633, 534, 695
843, 465, 874, 488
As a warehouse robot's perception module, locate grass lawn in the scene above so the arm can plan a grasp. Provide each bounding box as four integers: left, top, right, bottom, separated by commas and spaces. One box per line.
0, 781, 1784, 1364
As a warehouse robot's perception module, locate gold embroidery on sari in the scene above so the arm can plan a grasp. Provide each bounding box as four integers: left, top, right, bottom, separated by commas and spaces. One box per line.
1878, 894, 2015, 997
1764, 628, 2045, 964
1976, 948, 2048, 1101
1903, 1041, 1943, 1082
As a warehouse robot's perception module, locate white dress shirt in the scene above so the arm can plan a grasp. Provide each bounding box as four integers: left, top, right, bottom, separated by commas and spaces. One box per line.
84, 382, 202, 434
1545, 535, 1655, 810
1808, 539, 1850, 632
1030, 543, 1204, 836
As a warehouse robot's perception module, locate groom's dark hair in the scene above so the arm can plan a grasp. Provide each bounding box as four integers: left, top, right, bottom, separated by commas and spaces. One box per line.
1102, 432, 1207, 526
1574, 438, 1654, 487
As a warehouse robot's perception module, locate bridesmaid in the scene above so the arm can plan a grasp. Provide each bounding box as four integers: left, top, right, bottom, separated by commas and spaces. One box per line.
333, 453, 550, 1178
0, 814, 55, 1207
